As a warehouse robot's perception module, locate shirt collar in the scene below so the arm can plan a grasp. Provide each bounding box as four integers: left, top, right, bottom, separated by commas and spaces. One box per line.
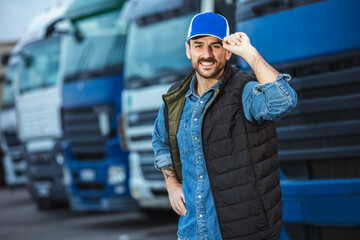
186, 75, 221, 99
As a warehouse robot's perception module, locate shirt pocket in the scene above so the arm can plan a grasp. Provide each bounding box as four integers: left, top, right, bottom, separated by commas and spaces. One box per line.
176, 118, 189, 155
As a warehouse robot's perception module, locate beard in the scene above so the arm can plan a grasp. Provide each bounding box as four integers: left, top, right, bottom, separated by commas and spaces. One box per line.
192, 57, 225, 79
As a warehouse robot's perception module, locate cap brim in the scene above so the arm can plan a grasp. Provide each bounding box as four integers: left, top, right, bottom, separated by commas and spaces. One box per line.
187, 33, 224, 41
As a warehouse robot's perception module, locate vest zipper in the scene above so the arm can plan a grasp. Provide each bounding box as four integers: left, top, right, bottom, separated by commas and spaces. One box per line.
201, 87, 226, 237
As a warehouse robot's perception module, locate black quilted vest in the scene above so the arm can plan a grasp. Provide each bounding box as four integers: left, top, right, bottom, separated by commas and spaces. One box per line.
163, 64, 282, 240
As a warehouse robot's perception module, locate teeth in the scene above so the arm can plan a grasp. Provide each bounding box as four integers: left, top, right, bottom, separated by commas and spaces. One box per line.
201, 62, 213, 66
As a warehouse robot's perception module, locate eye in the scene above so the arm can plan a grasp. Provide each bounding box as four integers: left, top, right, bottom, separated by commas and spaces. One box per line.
212, 45, 221, 49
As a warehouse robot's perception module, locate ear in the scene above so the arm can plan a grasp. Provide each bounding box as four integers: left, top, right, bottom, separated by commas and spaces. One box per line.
225, 49, 232, 61
185, 42, 191, 59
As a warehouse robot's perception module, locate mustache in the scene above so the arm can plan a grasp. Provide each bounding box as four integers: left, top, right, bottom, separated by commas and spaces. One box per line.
198, 58, 217, 64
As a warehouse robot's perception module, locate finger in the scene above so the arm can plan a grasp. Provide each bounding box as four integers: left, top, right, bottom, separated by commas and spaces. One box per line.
223, 36, 228, 43
222, 39, 229, 47
173, 191, 186, 216
222, 42, 230, 51
223, 37, 231, 46
238, 32, 249, 42
180, 192, 187, 214
234, 32, 242, 41
230, 34, 240, 45
180, 191, 186, 204
171, 200, 182, 215
176, 198, 187, 216
226, 36, 236, 46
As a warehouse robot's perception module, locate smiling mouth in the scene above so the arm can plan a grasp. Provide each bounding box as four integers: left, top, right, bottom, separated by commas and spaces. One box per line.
201, 61, 214, 66
199, 58, 216, 67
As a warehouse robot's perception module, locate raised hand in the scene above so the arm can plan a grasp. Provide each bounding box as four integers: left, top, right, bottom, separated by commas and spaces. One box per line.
223, 32, 253, 58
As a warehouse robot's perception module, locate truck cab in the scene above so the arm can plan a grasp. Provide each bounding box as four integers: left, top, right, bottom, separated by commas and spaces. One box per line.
236, 0, 360, 239
1, 54, 27, 187
61, 0, 137, 211
15, 1, 72, 209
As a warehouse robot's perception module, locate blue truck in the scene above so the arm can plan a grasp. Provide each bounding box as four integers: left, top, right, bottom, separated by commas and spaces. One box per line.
61, 0, 137, 211
236, 0, 360, 239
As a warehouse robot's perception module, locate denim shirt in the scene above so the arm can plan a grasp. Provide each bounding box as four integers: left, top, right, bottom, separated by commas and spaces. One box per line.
152, 73, 297, 240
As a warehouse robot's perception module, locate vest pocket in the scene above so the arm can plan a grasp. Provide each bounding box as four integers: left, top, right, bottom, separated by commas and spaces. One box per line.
254, 183, 270, 227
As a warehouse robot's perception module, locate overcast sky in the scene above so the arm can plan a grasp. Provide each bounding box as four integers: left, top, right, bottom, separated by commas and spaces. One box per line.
0, 0, 59, 42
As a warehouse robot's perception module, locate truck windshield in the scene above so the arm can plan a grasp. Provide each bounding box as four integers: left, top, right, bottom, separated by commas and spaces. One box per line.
64, 9, 127, 82
19, 37, 60, 94
124, 13, 194, 89
2, 64, 17, 108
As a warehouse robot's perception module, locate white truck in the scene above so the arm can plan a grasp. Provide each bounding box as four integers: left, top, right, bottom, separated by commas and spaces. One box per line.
14, 0, 72, 209
1, 52, 27, 186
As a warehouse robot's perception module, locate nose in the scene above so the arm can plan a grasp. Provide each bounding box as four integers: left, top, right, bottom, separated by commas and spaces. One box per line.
203, 45, 214, 58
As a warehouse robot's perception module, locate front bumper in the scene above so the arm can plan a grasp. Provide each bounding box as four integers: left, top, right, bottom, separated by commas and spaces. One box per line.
281, 178, 360, 226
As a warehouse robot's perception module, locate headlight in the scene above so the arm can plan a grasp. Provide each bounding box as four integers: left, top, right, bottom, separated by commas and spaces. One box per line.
129, 153, 140, 172
108, 165, 126, 185
128, 113, 140, 124
62, 166, 72, 186
56, 153, 65, 165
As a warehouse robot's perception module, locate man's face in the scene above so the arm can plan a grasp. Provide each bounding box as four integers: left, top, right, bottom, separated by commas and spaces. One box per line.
185, 36, 231, 80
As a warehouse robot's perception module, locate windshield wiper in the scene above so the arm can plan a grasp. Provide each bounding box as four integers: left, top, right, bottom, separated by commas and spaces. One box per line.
64, 63, 124, 82
105, 35, 126, 70
20, 86, 36, 94
125, 76, 148, 89
156, 67, 189, 84
73, 41, 94, 80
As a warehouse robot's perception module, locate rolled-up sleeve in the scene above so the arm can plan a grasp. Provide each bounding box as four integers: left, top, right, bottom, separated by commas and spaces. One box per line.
152, 103, 172, 170
242, 73, 297, 123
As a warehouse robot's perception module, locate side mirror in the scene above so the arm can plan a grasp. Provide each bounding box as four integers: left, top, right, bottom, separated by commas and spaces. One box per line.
73, 26, 84, 43
1, 53, 10, 66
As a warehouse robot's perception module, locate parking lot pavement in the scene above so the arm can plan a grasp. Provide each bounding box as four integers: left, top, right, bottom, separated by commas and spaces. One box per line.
0, 187, 178, 240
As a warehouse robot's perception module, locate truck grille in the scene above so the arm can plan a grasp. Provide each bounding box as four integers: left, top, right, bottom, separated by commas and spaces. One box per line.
284, 223, 360, 240
63, 105, 113, 161
128, 110, 159, 127
127, 109, 158, 145
139, 151, 163, 181
127, 108, 163, 181
277, 53, 360, 180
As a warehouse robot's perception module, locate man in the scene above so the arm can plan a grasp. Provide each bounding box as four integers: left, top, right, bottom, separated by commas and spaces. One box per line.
152, 12, 297, 240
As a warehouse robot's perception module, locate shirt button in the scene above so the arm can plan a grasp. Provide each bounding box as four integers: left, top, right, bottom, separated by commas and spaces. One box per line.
200, 101, 204, 104
200, 175, 203, 179
194, 118, 198, 122
194, 137, 198, 140
198, 195, 201, 199
199, 214, 203, 218
198, 156, 201, 159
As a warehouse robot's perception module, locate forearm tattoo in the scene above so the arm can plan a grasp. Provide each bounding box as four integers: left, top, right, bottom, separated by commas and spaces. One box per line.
161, 164, 177, 180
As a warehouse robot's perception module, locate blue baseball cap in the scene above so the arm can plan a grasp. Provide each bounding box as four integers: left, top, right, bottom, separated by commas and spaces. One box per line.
187, 12, 230, 41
